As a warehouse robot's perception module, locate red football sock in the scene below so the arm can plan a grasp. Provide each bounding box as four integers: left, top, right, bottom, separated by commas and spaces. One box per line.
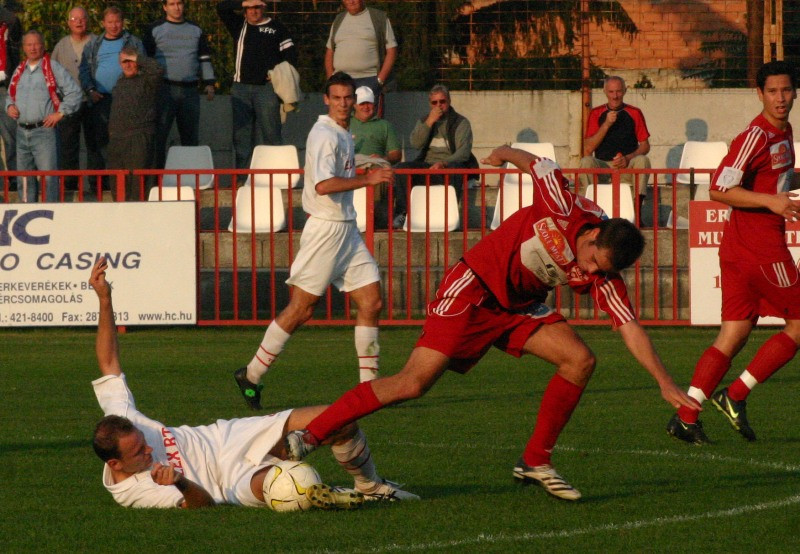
306, 382, 384, 442
728, 332, 798, 401
677, 346, 730, 424
522, 374, 584, 467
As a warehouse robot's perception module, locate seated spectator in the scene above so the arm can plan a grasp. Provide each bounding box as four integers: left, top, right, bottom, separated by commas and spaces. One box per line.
579, 76, 650, 218
392, 84, 477, 229
350, 85, 400, 169
106, 47, 163, 200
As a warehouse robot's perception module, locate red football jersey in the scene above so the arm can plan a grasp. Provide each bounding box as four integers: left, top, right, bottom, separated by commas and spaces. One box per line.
711, 114, 795, 263
462, 159, 636, 327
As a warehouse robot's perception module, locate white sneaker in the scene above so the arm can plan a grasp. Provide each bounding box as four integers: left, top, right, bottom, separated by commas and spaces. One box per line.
512, 459, 581, 501
356, 478, 420, 501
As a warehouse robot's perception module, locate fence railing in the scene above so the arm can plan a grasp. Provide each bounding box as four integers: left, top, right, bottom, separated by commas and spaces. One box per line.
2, 166, 716, 327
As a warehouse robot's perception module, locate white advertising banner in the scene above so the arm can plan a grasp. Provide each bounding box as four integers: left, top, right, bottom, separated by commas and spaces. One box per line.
689, 200, 800, 325
0, 202, 196, 327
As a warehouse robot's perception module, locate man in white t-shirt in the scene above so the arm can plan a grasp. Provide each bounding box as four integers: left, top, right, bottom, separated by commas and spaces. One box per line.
234, 72, 392, 410
325, 0, 396, 115
88, 258, 417, 508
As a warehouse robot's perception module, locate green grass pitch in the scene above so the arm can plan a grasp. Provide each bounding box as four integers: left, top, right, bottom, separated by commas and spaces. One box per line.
2, 326, 800, 552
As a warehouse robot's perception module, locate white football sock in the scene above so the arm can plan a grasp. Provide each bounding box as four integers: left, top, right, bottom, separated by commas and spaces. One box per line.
246, 321, 290, 383
355, 326, 380, 382
331, 428, 380, 489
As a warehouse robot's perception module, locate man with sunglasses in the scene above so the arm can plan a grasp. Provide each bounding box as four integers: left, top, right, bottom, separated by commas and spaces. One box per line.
391, 84, 477, 229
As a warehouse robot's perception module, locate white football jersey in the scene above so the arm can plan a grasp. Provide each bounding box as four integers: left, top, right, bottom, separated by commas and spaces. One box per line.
302, 115, 357, 221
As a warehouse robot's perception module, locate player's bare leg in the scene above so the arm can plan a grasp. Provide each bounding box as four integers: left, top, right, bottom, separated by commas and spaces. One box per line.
235, 287, 322, 409
513, 322, 594, 501
349, 281, 383, 382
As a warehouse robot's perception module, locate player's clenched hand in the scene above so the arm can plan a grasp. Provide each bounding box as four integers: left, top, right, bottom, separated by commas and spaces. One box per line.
365, 167, 393, 186
89, 258, 111, 299
151, 462, 181, 486
660, 380, 702, 411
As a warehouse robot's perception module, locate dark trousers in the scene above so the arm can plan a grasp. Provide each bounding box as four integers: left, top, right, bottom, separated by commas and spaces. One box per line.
107, 130, 155, 200
58, 102, 98, 189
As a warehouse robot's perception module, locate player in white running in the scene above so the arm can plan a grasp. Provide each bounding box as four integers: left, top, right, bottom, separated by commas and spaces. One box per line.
234, 71, 393, 410
88, 258, 417, 508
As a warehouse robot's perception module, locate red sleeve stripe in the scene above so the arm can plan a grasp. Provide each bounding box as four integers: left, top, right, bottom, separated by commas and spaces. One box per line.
730, 127, 765, 170
540, 169, 572, 216
597, 279, 635, 324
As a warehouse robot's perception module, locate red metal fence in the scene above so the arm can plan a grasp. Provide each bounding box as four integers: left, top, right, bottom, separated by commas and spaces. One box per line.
2, 166, 714, 327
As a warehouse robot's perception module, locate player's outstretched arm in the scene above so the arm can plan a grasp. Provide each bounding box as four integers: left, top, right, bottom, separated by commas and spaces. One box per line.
481, 145, 540, 174
618, 320, 701, 410
151, 463, 215, 509
89, 258, 122, 378
710, 187, 800, 222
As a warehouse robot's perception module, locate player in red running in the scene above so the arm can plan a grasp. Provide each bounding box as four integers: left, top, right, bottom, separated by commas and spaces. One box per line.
284, 145, 697, 501
667, 60, 800, 445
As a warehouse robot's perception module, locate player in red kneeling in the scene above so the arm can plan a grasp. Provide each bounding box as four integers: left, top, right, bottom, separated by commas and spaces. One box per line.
667, 60, 800, 445
284, 145, 697, 501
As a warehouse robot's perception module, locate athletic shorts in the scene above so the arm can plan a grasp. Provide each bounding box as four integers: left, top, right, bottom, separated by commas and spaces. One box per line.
415, 262, 564, 373
720, 258, 800, 322
286, 217, 380, 296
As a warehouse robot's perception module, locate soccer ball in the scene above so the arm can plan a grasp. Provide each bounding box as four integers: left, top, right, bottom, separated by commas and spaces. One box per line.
263, 460, 322, 512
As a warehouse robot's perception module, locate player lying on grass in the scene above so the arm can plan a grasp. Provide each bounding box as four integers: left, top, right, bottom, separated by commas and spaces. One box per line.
282, 146, 699, 502
87, 258, 418, 509
667, 60, 800, 445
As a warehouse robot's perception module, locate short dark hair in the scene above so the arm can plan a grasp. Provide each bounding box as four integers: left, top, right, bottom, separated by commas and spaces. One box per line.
93, 415, 137, 462
757, 61, 797, 90
325, 71, 356, 97
594, 218, 645, 272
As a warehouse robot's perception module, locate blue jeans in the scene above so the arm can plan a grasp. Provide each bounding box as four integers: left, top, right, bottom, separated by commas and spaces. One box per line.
0, 87, 17, 188
17, 125, 60, 202
155, 83, 201, 169
231, 81, 282, 169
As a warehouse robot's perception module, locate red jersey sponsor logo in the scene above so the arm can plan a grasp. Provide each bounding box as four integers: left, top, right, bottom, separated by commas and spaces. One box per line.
567, 265, 590, 285
534, 219, 570, 266
771, 141, 792, 169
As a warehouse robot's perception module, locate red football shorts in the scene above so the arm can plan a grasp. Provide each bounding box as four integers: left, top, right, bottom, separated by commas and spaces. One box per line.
720, 258, 800, 322
415, 262, 564, 373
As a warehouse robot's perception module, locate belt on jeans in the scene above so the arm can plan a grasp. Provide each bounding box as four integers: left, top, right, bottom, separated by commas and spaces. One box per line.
19, 121, 45, 130
165, 79, 199, 88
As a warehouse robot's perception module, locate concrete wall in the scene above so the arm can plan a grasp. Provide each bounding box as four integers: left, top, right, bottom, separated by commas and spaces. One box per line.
195, 88, 798, 174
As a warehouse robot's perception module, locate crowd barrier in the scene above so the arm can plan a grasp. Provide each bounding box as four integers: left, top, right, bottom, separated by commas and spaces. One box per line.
1, 165, 715, 327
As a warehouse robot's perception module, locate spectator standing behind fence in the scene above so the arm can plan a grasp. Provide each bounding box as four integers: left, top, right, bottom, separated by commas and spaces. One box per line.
79, 5, 145, 190
144, 0, 215, 170
0, 2, 20, 193
350, 86, 400, 169
325, 0, 396, 116
216, 0, 297, 173
52, 6, 97, 192
5, 30, 81, 202
391, 84, 476, 230
233, 72, 392, 411
580, 76, 651, 218
106, 48, 163, 201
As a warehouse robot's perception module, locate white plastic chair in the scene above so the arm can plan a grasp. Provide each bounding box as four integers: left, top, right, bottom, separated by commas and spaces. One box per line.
353, 186, 367, 232
228, 186, 286, 232
500, 142, 556, 186
147, 186, 195, 201
490, 183, 534, 230
162, 145, 214, 189
404, 185, 460, 232
584, 183, 636, 222
675, 141, 728, 200
794, 142, 800, 169
247, 145, 300, 189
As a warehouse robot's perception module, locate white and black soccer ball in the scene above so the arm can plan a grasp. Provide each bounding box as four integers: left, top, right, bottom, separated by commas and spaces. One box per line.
263, 460, 322, 512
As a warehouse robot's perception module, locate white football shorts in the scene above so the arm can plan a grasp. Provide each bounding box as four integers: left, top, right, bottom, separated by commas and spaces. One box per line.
286, 216, 379, 296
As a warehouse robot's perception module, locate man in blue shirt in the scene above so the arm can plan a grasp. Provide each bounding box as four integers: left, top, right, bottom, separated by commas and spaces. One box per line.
5, 30, 81, 202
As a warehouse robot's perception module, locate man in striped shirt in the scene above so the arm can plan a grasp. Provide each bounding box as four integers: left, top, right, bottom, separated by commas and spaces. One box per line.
283, 146, 696, 502
667, 61, 800, 446
217, 0, 297, 170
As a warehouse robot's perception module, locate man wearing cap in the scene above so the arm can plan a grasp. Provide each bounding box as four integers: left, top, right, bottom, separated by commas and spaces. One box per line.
5, 30, 81, 202
106, 46, 163, 200
350, 85, 400, 169
217, 0, 297, 170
